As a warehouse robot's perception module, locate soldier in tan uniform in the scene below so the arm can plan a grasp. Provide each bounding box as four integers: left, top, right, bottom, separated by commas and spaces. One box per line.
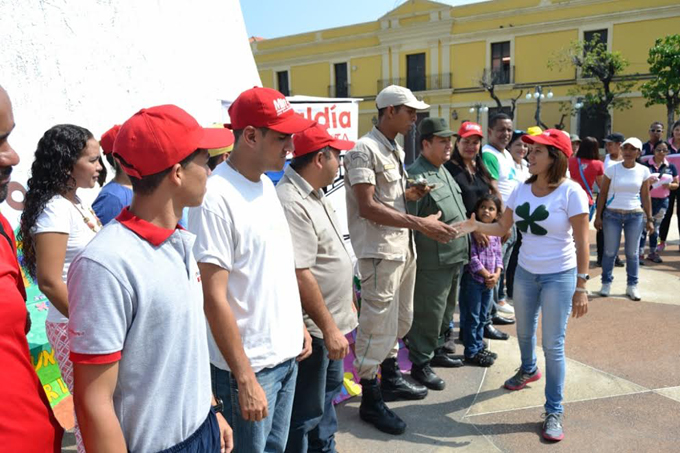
344, 85, 457, 435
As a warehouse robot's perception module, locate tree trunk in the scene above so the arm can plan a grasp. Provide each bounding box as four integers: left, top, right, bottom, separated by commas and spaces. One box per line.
668, 103, 676, 139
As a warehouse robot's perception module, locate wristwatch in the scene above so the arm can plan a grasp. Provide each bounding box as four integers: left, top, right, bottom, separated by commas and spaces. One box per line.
212, 396, 224, 413
577, 273, 590, 281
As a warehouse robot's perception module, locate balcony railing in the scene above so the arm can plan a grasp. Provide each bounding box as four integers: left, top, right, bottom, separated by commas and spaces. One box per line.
328, 84, 351, 98
482, 66, 515, 85
377, 73, 453, 93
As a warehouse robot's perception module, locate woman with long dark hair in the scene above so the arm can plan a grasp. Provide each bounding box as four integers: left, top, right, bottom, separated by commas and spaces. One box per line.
443, 121, 510, 351
568, 136, 604, 220
452, 129, 590, 442
19, 124, 103, 453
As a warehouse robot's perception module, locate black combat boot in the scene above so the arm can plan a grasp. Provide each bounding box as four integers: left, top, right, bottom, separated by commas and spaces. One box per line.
380, 357, 428, 401
411, 362, 445, 390
359, 378, 407, 435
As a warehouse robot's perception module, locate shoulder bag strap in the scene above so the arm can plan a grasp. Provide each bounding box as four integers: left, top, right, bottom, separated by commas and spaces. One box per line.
577, 158, 594, 200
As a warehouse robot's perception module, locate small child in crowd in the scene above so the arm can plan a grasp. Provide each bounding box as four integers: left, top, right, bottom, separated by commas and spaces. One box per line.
460, 194, 504, 367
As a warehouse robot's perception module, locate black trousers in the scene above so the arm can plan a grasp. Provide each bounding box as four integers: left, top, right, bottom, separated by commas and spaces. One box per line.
659, 188, 680, 242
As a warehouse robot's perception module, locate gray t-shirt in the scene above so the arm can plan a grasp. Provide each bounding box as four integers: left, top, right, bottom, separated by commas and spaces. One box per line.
276, 166, 358, 339
67, 216, 211, 453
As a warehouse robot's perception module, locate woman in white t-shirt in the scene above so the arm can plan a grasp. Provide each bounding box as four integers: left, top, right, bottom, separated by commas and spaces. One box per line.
18, 124, 103, 453
594, 137, 653, 301
453, 129, 590, 442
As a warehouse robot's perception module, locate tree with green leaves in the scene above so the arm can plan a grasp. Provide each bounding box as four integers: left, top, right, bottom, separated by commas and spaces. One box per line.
550, 33, 635, 138
641, 34, 680, 136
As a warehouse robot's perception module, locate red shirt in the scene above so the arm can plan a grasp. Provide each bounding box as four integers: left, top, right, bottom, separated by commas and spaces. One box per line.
568, 157, 604, 205
0, 212, 63, 452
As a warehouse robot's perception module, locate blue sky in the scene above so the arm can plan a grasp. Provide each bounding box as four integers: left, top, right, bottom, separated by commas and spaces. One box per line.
241, 0, 484, 39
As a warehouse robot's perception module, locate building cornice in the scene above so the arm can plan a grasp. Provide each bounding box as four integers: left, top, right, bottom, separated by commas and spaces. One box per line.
255, 3, 680, 70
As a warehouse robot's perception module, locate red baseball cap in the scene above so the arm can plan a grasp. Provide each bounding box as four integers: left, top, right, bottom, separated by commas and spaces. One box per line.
457, 121, 483, 138
113, 105, 235, 178
292, 123, 355, 158
521, 128, 572, 158
227, 87, 314, 134
100, 125, 121, 155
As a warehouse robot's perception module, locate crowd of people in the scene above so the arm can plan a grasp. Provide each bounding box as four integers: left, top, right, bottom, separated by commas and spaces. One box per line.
0, 80, 674, 453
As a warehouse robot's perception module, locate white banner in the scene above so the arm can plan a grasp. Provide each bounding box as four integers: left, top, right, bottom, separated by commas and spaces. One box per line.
290, 101, 360, 141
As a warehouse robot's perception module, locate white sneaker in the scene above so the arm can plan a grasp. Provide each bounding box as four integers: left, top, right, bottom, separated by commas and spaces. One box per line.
599, 283, 611, 297
497, 300, 515, 314
626, 285, 641, 301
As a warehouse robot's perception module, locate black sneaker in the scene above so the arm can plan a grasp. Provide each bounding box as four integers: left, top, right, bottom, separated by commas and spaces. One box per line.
481, 347, 498, 359
464, 352, 495, 367
504, 367, 542, 390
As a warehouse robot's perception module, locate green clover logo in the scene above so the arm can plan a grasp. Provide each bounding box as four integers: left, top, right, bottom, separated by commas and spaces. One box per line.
515, 202, 549, 236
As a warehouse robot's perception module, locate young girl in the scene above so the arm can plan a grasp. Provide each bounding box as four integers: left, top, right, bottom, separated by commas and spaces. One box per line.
460, 194, 503, 367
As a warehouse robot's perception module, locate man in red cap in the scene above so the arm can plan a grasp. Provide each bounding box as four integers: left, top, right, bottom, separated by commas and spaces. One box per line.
92, 124, 133, 225
276, 123, 358, 452
189, 87, 315, 453
67, 104, 235, 453
0, 85, 64, 452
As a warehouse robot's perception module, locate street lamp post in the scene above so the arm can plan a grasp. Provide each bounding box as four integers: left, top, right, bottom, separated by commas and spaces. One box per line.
525, 85, 553, 129
469, 103, 489, 124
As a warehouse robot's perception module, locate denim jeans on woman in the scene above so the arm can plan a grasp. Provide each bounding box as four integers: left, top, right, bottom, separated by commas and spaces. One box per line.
211, 358, 298, 453
639, 198, 669, 254
601, 210, 645, 286
513, 265, 576, 414
459, 272, 494, 358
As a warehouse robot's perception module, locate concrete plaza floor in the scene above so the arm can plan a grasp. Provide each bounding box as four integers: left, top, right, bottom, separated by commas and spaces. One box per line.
61, 222, 680, 452
334, 224, 680, 453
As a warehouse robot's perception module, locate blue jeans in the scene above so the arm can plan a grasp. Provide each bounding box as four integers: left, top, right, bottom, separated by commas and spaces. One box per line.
211, 359, 298, 453
286, 337, 343, 453
459, 272, 493, 358
513, 265, 575, 414
158, 411, 220, 453
639, 198, 668, 254
602, 210, 645, 286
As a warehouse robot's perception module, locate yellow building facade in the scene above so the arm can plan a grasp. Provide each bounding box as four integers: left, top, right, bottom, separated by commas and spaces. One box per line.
252, 0, 680, 144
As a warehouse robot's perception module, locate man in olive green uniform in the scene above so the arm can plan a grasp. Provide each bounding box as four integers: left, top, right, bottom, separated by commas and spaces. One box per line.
406, 117, 469, 390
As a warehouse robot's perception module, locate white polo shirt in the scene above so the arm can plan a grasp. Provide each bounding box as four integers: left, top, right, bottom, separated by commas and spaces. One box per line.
189, 163, 303, 373
67, 209, 211, 453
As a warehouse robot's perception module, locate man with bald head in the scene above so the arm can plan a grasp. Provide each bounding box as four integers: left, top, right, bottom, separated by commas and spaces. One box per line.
0, 85, 64, 451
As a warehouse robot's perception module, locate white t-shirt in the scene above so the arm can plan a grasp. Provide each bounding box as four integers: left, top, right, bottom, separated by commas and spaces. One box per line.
188, 163, 303, 373
482, 144, 519, 203
32, 195, 98, 323
604, 154, 623, 170
507, 179, 588, 274
513, 159, 530, 183
604, 162, 652, 211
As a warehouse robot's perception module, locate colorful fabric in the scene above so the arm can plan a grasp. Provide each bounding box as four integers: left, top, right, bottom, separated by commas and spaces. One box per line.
46, 320, 83, 453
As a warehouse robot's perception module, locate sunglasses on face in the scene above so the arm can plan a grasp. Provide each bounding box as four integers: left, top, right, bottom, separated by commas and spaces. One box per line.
651, 129, 663, 133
